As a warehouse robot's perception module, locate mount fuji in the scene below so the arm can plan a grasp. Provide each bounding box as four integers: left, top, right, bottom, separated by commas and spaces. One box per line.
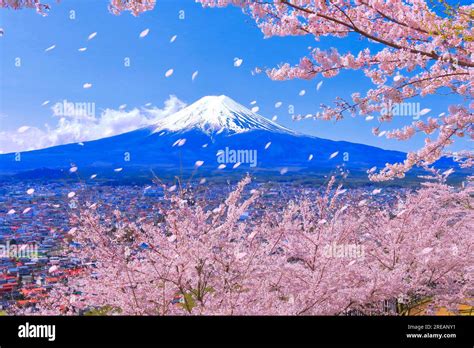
152, 95, 292, 135
0, 95, 451, 182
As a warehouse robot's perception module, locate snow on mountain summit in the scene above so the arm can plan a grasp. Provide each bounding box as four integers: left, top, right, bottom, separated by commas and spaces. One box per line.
152, 95, 293, 135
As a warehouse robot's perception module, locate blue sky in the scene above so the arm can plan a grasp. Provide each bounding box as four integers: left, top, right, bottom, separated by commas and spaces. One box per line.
0, 0, 471, 153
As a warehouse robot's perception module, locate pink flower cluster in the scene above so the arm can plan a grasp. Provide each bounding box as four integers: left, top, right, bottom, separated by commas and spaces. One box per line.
20, 176, 473, 315
0, 0, 53, 15
108, 0, 155, 16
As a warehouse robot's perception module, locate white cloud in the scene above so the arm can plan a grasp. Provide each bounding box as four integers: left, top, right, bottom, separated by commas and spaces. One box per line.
0, 95, 186, 154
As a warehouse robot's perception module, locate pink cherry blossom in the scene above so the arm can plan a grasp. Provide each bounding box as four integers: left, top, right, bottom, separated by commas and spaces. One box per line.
21, 175, 472, 316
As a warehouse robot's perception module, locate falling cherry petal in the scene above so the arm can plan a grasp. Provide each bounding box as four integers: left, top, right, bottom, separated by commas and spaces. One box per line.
421, 247, 433, 255
78, 47, 87, 52
168, 185, 177, 192
233, 57, 243, 67
418, 108, 431, 116
195, 160, 204, 167
264, 142, 271, 150
248, 231, 257, 240
67, 192, 76, 199
69, 166, 78, 173
365, 116, 374, 121
233, 162, 241, 169
87, 32, 97, 40
114, 168, 123, 172
251, 106, 259, 113
329, 151, 339, 159
7, 209, 15, 215
18, 126, 30, 133
235, 252, 247, 260
442, 168, 454, 176
316, 81, 323, 91
26, 188, 35, 195
41, 100, 50, 106
165, 69, 174, 78
308, 154, 314, 161
45, 44, 56, 52
272, 115, 278, 121
192, 71, 198, 81
217, 164, 226, 170
170, 34, 177, 43
23, 207, 31, 214
90, 174, 97, 179
275, 101, 282, 108
372, 188, 382, 195
199, 178, 206, 184
399, 209, 408, 218
139, 28, 150, 38
299, 89, 306, 96
280, 167, 288, 175
83, 83, 92, 89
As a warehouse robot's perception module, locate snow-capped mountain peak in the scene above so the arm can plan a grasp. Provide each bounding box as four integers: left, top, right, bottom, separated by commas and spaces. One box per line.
152, 95, 293, 135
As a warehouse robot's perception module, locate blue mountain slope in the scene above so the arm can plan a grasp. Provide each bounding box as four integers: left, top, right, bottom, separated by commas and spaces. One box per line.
0, 96, 458, 180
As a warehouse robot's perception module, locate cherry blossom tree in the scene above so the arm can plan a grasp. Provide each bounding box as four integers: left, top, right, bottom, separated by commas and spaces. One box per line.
196, 0, 473, 181
0, 0, 156, 16
16, 175, 473, 315
0, 0, 53, 15
108, 0, 155, 16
